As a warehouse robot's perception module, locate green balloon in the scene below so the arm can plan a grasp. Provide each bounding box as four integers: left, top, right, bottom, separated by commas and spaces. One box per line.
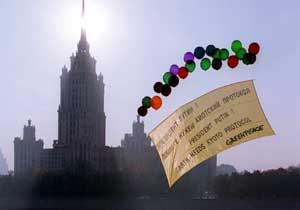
185, 61, 196, 72
236, 48, 246, 60
220, 48, 229, 60
142, 96, 151, 108
200, 58, 211, 71
163, 72, 172, 84
212, 49, 220, 59
231, 40, 242, 53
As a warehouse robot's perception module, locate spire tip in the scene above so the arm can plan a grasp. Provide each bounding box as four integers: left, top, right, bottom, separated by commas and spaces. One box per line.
82, 0, 85, 18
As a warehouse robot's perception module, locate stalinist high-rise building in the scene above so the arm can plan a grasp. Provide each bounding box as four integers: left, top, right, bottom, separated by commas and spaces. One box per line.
14, 0, 108, 173
56, 0, 106, 163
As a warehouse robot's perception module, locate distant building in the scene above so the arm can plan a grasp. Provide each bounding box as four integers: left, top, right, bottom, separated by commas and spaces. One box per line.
119, 116, 154, 175
0, 149, 8, 175
121, 116, 151, 152
14, 120, 44, 175
216, 164, 237, 176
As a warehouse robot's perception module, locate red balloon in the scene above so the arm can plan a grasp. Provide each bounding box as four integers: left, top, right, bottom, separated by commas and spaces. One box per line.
227, 56, 239, 68
178, 67, 188, 79
248, 42, 260, 55
151, 96, 162, 110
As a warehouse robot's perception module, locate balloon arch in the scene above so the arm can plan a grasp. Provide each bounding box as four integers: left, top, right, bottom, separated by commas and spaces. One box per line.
137, 40, 260, 117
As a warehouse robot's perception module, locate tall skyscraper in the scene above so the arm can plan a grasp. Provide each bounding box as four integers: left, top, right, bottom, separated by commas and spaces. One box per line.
57, 0, 106, 163
14, 1, 106, 174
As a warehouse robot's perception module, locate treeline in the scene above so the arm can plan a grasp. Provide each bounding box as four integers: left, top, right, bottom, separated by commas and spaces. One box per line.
0, 171, 168, 198
0, 158, 212, 198
0, 171, 208, 198
214, 167, 300, 198
1, 167, 300, 198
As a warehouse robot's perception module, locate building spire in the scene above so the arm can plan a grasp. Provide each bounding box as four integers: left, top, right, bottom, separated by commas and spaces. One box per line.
137, 115, 140, 123
80, 0, 86, 41
78, 0, 89, 53
82, 0, 85, 17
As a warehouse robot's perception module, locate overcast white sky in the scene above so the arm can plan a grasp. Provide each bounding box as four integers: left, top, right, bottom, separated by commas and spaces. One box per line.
0, 0, 300, 172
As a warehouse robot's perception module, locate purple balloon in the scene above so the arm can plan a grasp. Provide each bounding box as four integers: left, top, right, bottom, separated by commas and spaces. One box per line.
169, 64, 179, 75
184, 52, 194, 62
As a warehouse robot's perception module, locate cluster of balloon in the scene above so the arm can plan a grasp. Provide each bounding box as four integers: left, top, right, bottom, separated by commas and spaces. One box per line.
137, 40, 260, 117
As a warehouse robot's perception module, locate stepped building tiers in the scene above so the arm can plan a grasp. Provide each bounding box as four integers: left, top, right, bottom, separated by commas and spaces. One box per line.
13, 0, 216, 189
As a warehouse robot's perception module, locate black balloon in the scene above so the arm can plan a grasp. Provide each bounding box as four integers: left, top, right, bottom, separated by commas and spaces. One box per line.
168, 75, 179, 87
153, 82, 163, 93
248, 53, 256, 64
242, 53, 256, 65
161, 84, 172, 97
138, 106, 148, 117
194, 46, 205, 59
206, 45, 216, 57
212, 59, 222, 70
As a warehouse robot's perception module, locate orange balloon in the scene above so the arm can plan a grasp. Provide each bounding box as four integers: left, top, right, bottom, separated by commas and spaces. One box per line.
151, 96, 162, 110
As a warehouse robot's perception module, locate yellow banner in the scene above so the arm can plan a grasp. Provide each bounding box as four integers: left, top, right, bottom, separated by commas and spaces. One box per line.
148, 80, 275, 187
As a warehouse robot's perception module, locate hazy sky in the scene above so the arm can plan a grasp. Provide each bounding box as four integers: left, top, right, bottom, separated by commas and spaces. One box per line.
0, 0, 299, 172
